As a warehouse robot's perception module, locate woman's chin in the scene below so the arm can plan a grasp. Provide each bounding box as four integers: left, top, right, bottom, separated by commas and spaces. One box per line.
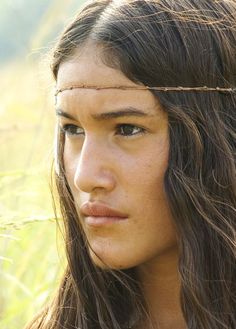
88, 247, 131, 270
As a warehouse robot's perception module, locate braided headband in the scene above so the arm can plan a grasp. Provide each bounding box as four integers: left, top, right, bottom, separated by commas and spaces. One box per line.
55, 85, 235, 96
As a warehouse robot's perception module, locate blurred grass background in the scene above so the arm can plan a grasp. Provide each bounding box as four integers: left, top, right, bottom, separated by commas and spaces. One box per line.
0, 1, 84, 328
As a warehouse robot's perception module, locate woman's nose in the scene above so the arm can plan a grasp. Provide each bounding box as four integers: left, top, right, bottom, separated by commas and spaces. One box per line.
73, 137, 116, 194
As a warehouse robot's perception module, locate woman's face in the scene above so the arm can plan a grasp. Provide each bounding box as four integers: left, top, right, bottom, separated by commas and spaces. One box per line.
56, 46, 178, 270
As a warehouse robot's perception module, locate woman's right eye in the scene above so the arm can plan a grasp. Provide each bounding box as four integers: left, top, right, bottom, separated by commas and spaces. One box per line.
61, 124, 84, 136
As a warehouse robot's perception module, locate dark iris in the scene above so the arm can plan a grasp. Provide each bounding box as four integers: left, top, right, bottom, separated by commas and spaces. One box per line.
119, 124, 140, 136
61, 124, 82, 135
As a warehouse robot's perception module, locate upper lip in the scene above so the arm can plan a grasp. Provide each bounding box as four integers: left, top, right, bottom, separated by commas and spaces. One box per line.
80, 202, 128, 218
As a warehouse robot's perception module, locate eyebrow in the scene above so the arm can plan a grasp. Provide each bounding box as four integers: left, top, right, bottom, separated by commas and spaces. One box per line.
56, 107, 154, 121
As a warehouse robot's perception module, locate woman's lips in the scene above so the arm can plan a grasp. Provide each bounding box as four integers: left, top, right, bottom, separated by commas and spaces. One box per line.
80, 202, 128, 227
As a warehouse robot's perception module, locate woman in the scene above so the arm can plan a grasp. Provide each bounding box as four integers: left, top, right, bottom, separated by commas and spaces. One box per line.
27, 0, 236, 328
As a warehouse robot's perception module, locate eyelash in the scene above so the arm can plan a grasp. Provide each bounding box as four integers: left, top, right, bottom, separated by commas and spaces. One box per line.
60, 123, 146, 138
60, 124, 83, 136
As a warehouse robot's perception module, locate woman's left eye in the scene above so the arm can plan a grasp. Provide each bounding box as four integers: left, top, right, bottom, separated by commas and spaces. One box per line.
115, 124, 145, 137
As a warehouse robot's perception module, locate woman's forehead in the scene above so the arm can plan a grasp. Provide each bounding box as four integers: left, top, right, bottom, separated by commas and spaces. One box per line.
56, 44, 134, 90
56, 86, 162, 118
55, 46, 162, 114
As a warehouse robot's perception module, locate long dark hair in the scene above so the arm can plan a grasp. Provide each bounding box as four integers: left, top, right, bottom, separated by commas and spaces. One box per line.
27, 0, 236, 328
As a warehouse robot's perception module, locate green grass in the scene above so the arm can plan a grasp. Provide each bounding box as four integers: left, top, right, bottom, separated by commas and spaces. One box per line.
0, 2, 87, 326
0, 221, 63, 328
0, 60, 64, 329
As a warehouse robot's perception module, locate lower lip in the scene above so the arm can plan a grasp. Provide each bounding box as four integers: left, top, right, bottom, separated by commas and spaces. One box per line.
85, 216, 127, 227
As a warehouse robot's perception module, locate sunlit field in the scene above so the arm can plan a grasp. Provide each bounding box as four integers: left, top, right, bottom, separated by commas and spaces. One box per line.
0, 60, 62, 329
0, 1, 85, 328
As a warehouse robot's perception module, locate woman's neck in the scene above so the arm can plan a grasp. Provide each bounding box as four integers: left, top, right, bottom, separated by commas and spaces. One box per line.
136, 247, 186, 329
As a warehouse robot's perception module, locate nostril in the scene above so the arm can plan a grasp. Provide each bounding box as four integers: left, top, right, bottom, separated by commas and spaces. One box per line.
73, 161, 116, 193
